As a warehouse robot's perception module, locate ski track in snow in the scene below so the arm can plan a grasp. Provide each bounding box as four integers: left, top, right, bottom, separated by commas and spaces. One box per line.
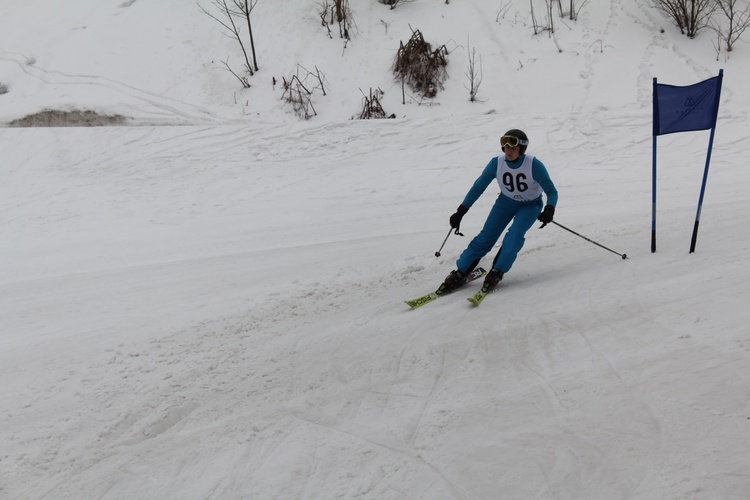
5, 115, 750, 498
4, 113, 750, 499
0, 50, 230, 126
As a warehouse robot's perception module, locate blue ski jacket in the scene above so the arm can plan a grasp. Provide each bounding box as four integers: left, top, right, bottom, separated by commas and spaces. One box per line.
461, 154, 558, 209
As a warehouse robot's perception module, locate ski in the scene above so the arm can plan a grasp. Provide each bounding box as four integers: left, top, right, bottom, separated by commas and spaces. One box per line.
405, 267, 486, 309
467, 283, 497, 307
467, 289, 488, 306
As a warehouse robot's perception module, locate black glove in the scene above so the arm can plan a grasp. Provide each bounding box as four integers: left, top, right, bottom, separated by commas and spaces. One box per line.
449, 204, 469, 233
538, 204, 555, 227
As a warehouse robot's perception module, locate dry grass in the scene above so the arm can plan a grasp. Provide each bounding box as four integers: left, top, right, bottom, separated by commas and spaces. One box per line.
392, 29, 448, 98
10, 109, 127, 127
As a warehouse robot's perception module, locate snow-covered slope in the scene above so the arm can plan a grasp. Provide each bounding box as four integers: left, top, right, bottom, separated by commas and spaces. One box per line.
2, 1, 749, 499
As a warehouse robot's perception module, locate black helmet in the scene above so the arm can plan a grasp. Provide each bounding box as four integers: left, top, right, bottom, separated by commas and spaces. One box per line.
500, 129, 529, 155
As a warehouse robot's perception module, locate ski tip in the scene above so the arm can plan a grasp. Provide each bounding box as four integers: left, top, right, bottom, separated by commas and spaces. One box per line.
467, 294, 484, 307
405, 292, 438, 309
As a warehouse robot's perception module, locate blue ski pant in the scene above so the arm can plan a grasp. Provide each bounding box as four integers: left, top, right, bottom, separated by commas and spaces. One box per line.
456, 195, 543, 274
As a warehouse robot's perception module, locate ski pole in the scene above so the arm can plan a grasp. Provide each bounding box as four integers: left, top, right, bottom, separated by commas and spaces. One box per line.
435, 227, 463, 257
435, 228, 453, 257
552, 221, 628, 260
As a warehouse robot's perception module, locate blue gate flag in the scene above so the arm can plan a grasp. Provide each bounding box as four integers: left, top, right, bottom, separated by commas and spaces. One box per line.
653, 74, 722, 136
651, 70, 723, 254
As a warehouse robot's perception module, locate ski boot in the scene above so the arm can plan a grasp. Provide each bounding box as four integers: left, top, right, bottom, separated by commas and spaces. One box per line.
481, 268, 503, 293
437, 269, 466, 295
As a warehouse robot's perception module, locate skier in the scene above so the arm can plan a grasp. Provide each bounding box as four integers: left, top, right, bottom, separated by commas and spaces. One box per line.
442, 129, 558, 292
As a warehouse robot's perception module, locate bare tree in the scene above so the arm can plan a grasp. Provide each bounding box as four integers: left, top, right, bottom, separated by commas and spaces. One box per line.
651, 0, 715, 38
464, 37, 483, 102
712, 0, 750, 51
235, 0, 259, 72
199, 0, 259, 87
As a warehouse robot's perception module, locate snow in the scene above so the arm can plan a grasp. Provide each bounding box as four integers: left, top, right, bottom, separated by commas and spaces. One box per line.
1, 0, 750, 498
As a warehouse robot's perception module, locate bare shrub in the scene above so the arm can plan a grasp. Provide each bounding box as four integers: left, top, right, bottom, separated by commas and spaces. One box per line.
392, 28, 448, 99
530, 0, 588, 33
651, 0, 715, 38
531, 0, 555, 35
282, 65, 328, 120
320, 0, 356, 42
544, 0, 589, 21
0, 82, 8, 95
712, 0, 750, 51
10, 109, 126, 127
357, 88, 394, 119
495, 1, 513, 22
282, 76, 315, 119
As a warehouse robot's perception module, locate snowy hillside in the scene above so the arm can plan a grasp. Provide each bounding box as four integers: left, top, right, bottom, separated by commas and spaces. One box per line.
2, 1, 750, 499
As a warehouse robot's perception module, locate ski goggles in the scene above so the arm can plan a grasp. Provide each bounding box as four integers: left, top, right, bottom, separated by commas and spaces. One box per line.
500, 135, 529, 148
